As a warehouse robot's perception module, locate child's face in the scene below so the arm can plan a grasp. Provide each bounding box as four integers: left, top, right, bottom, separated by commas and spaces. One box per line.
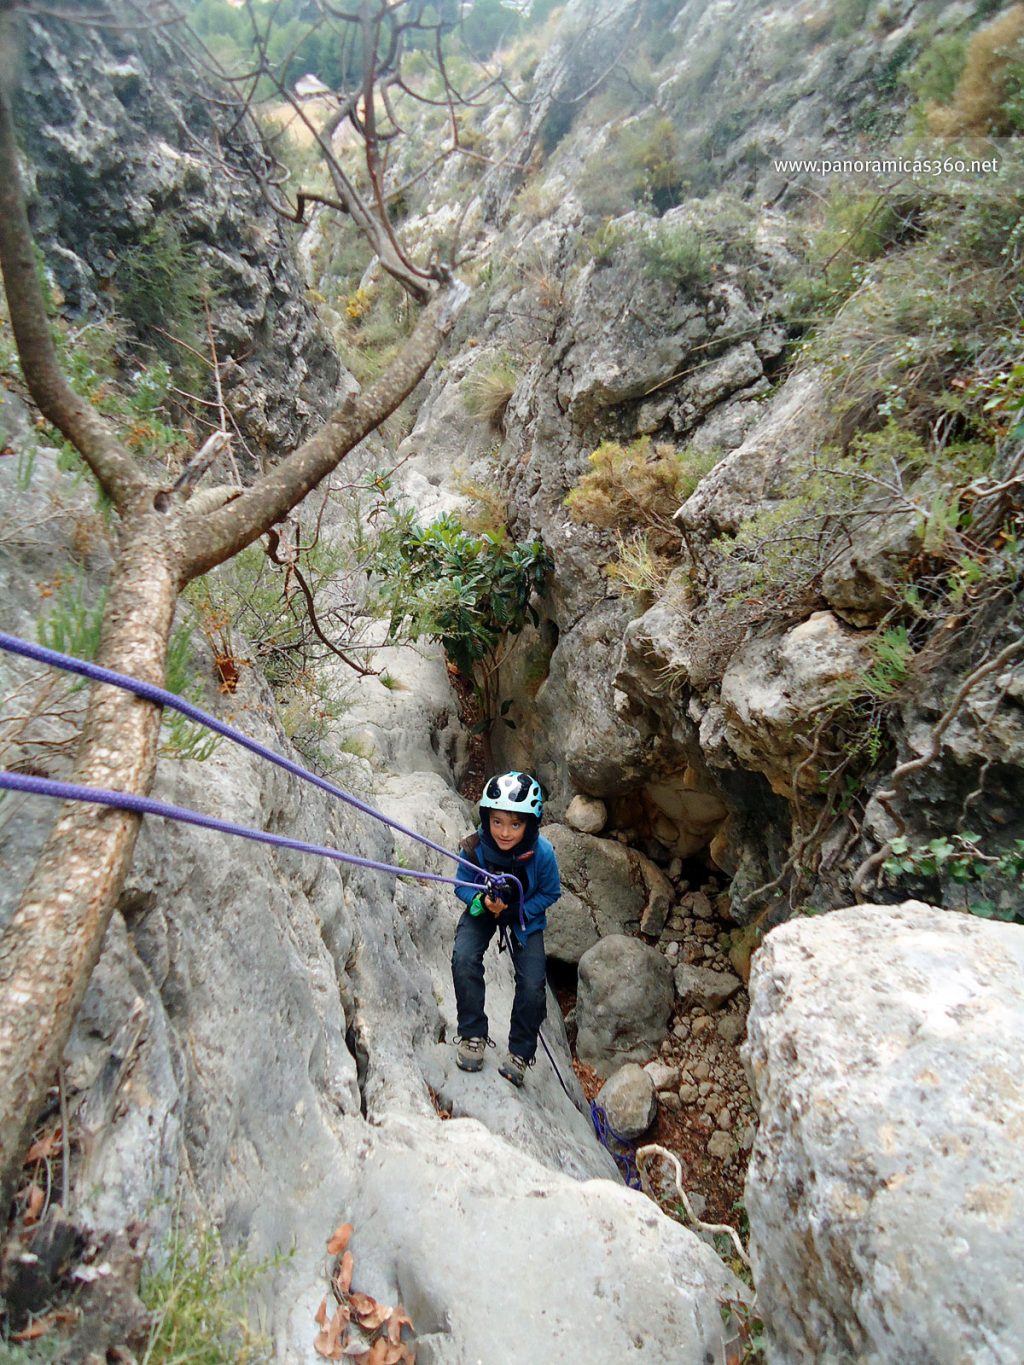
488, 809, 527, 851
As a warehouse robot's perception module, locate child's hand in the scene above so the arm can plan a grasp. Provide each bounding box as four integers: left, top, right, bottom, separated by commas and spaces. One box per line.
484, 894, 507, 917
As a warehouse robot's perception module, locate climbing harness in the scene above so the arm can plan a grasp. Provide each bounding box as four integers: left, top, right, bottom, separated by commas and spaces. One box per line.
0, 631, 510, 901
0, 629, 637, 1181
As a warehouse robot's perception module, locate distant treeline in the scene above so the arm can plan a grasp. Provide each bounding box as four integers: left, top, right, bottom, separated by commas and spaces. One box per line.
186, 0, 562, 90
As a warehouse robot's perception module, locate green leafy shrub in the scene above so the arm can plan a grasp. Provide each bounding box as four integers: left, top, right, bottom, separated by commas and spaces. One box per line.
158, 623, 223, 762
638, 221, 721, 287
903, 33, 967, 107
37, 577, 108, 667
604, 530, 673, 601
577, 116, 685, 216
784, 187, 908, 326
370, 511, 551, 735
140, 1221, 283, 1363
117, 222, 209, 341
584, 218, 632, 267
883, 833, 1024, 923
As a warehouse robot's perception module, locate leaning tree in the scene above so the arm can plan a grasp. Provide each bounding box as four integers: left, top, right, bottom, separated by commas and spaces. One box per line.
0, 0, 521, 1218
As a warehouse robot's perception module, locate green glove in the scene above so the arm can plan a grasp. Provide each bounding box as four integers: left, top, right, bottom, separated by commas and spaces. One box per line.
469, 893, 486, 917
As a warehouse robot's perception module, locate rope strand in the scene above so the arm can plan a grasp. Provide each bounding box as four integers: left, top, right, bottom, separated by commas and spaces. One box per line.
0, 769, 487, 892
0, 631, 481, 877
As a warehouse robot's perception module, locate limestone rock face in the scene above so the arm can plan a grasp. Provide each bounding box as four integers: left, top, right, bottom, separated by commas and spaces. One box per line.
332, 1116, 747, 1365
745, 902, 1024, 1365
576, 935, 674, 1076
19, 16, 341, 456
720, 612, 874, 797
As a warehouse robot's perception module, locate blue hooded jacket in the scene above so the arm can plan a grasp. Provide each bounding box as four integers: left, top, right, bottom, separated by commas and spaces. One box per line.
455, 821, 560, 945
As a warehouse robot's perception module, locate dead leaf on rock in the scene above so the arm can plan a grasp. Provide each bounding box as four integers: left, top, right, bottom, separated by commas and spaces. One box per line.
368, 1340, 410, 1365
334, 1250, 354, 1295
20, 1181, 46, 1226
25, 1129, 62, 1164
327, 1222, 353, 1255
314, 1303, 351, 1360
313, 1330, 338, 1360
315, 1297, 329, 1328
358, 1303, 391, 1332
386, 1305, 414, 1345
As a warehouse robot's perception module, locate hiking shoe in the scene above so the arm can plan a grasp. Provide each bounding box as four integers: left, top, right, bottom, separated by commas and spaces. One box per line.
456, 1036, 487, 1073
499, 1053, 529, 1088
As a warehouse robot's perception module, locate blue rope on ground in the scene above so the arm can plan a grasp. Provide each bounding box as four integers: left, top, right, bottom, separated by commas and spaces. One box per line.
590, 1101, 642, 1189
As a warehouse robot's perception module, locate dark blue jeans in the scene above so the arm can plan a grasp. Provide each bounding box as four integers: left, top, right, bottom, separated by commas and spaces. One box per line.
451, 910, 547, 1062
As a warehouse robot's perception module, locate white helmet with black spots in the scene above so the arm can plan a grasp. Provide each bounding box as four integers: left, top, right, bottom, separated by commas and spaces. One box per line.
479, 771, 543, 818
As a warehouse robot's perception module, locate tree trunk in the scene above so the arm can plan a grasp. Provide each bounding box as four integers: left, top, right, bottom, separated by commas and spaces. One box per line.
0, 509, 180, 1220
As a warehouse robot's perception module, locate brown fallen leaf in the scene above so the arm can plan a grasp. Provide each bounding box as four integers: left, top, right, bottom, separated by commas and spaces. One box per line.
327, 1222, 353, 1255
348, 1292, 374, 1312
386, 1305, 415, 1345
315, 1297, 329, 1328
20, 1181, 45, 1226
314, 1304, 350, 1362
334, 1250, 354, 1295
313, 1329, 340, 1360
25, 1129, 62, 1164
353, 1300, 390, 1333
11, 1316, 55, 1342
368, 1341, 410, 1365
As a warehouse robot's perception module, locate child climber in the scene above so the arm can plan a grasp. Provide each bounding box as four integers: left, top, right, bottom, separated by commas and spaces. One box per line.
451, 771, 561, 1087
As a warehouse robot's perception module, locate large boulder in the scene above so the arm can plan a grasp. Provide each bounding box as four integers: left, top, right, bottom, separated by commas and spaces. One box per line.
745, 902, 1024, 1364
543, 825, 674, 964
576, 934, 674, 1077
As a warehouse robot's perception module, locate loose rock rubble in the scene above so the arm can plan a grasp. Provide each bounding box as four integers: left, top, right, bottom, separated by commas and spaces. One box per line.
568, 867, 757, 1226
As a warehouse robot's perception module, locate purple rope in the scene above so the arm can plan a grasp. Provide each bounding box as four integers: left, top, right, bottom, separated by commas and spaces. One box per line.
0, 769, 488, 892
0, 631, 479, 879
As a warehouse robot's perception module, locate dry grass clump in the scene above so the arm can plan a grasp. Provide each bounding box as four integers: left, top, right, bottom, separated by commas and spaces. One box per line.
565, 438, 715, 556
928, 4, 1024, 136
462, 358, 518, 428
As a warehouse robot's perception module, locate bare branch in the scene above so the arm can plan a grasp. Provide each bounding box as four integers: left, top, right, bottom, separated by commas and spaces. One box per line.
179, 278, 469, 580
265, 526, 378, 676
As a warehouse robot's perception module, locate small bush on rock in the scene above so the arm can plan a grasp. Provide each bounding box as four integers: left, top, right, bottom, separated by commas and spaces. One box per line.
565, 438, 715, 556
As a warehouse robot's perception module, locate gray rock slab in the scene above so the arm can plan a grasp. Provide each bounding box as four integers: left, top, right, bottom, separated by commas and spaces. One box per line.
545, 824, 673, 958
745, 901, 1024, 1365
299, 1114, 748, 1365
543, 885, 600, 965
